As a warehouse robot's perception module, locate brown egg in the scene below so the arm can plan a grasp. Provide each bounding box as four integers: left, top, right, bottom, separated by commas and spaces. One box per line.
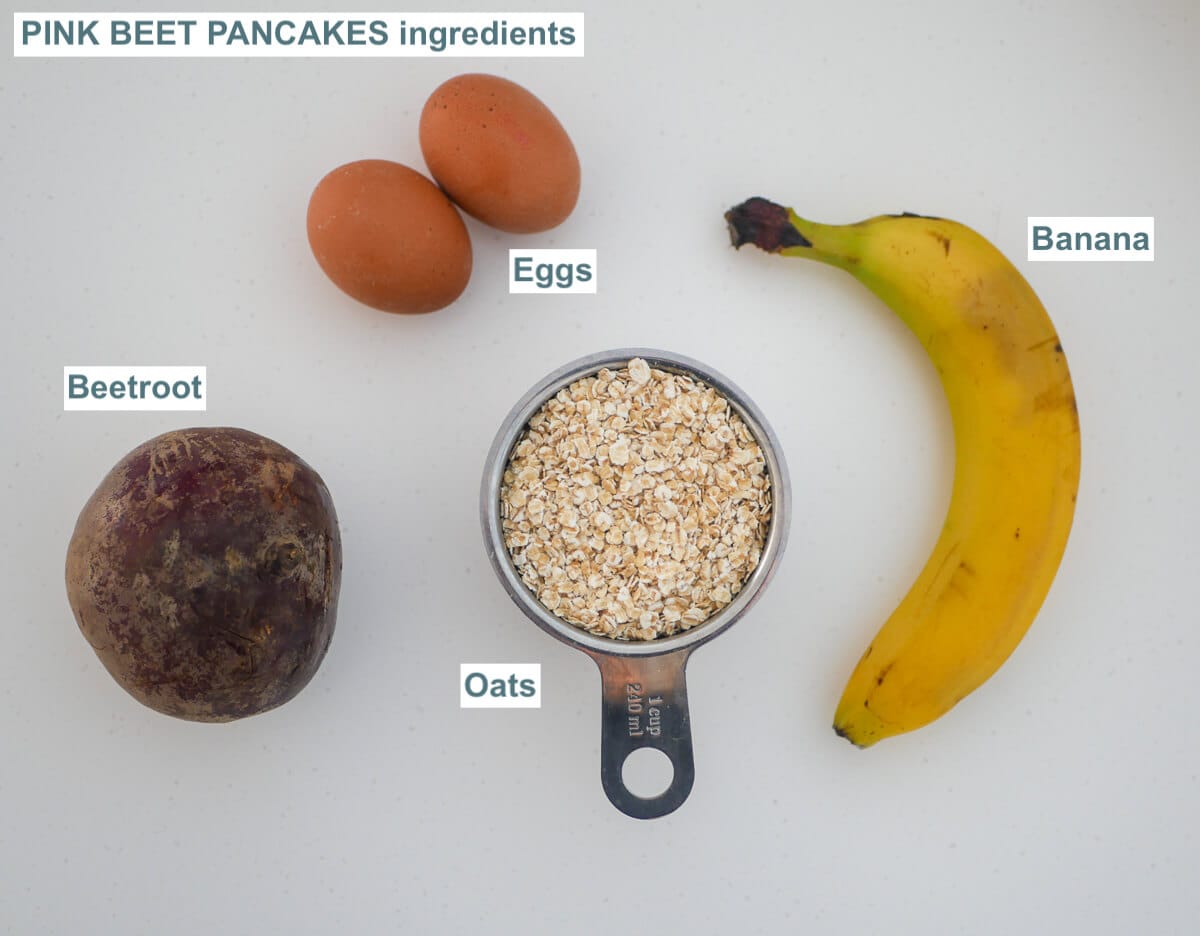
306, 159, 472, 314
420, 74, 580, 234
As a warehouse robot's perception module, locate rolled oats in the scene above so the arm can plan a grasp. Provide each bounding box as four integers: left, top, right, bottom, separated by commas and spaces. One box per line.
500, 359, 772, 641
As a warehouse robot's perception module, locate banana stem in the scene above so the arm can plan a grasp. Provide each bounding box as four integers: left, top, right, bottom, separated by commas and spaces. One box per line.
725, 198, 859, 270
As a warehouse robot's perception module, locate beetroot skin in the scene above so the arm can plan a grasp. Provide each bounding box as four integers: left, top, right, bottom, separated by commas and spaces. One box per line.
65, 427, 341, 722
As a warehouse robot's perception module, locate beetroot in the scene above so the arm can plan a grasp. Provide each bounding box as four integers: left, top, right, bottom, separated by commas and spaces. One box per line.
65, 427, 341, 722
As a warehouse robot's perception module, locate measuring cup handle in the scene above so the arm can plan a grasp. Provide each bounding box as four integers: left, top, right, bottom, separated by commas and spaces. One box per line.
590, 649, 695, 820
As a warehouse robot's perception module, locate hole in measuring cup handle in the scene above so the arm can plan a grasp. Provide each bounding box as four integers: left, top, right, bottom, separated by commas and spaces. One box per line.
591, 648, 696, 820
622, 748, 674, 798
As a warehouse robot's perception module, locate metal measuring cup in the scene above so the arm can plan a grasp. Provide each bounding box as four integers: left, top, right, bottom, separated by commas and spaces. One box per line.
480, 349, 791, 819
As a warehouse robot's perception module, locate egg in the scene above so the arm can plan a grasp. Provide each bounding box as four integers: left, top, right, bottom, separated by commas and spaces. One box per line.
419, 74, 580, 234
306, 159, 472, 314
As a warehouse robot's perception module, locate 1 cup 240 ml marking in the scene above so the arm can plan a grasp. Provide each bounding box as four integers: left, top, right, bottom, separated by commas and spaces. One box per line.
626, 682, 663, 738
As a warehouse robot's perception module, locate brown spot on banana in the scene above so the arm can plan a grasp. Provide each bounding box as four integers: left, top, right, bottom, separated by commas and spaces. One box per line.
1026, 335, 1061, 352
1033, 379, 1076, 414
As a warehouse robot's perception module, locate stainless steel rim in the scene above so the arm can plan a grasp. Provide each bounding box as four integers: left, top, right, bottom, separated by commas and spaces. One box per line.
480, 347, 791, 658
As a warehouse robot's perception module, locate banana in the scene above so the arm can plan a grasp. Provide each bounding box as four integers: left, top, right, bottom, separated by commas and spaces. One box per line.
725, 198, 1080, 747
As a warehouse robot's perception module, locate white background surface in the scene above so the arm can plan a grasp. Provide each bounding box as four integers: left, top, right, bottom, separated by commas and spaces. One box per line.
3, 1, 1199, 933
